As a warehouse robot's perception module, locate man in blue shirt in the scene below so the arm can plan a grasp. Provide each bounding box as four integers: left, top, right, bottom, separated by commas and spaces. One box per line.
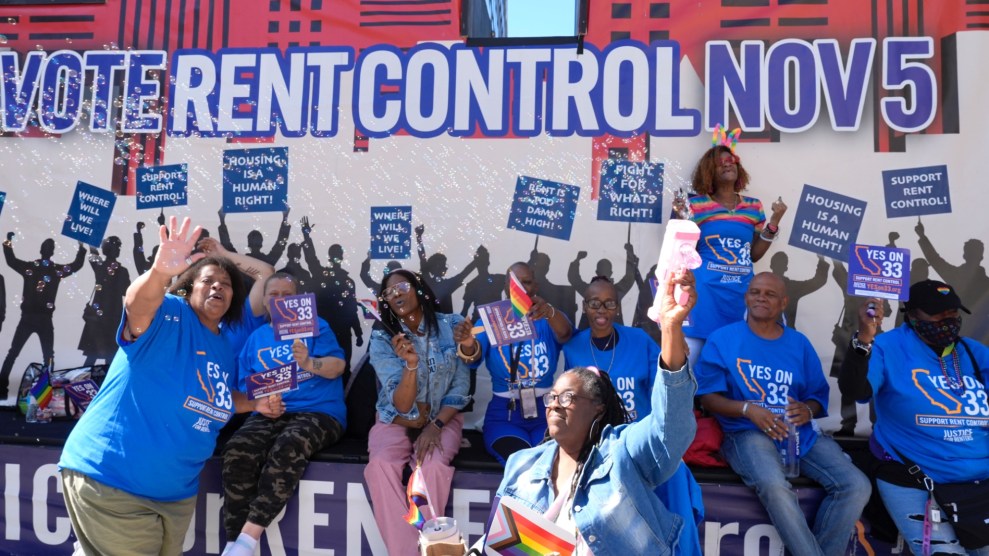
696, 271, 871, 556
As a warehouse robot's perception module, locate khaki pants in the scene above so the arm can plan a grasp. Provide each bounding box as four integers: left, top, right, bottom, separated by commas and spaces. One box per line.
61, 469, 196, 556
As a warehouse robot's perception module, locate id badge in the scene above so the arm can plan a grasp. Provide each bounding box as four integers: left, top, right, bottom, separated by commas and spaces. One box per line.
519, 387, 538, 420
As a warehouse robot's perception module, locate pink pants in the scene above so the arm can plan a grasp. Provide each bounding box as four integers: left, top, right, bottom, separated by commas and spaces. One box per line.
364, 414, 464, 556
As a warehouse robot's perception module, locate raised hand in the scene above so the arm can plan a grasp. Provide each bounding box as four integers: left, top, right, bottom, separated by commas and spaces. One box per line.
196, 236, 229, 257
152, 216, 204, 277
769, 196, 787, 223
658, 268, 696, 327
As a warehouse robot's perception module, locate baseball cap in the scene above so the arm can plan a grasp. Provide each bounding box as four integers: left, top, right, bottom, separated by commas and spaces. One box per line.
905, 279, 971, 315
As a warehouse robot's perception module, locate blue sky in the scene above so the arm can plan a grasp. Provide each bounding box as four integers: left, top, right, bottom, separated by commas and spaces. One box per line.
507, 0, 577, 37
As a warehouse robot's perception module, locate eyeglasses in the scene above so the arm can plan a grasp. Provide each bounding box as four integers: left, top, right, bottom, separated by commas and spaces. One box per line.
543, 391, 598, 408
584, 299, 618, 311
718, 153, 740, 166
381, 281, 412, 300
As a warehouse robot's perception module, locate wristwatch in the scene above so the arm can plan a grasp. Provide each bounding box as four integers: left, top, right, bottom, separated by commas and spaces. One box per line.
431, 418, 445, 430
851, 331, 873, 355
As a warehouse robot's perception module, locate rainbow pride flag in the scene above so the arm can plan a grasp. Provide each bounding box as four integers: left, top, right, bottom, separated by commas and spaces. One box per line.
486, 496, 575, 556
403, 466, 429, 530
29, 370, 53, 409
508, 271, 532, 318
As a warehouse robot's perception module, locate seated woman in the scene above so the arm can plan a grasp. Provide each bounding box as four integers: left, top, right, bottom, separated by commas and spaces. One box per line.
473, 262, 572, 464
496, 269, 697, 555
364, 269, 479, 556
220, 271, 347, 556
839, 281, 989, 555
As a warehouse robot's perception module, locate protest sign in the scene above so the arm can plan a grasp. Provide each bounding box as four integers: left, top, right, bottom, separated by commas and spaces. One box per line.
882, 165, 950, 218
846, 244, 911, 300
507, 176, 579, 241
136, 163, 188, 210
597, 160, 664, 224
370, 206, 412, 259
246, 363, 298, 400
788, 184, 865, 261
61, 181, 116, 247
269, 293, 318, 341
222, 147, 288, 213
477, 300, 536, 347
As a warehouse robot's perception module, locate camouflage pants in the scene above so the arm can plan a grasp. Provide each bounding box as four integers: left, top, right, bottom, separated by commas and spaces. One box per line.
221, 412, 343, 538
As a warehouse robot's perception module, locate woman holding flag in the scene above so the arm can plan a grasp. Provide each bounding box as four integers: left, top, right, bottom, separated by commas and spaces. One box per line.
364, 269, 478, 556
471, 262, 572, 464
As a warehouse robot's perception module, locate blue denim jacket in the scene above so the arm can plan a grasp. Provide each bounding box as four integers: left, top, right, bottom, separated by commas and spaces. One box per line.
370, 312, 471, 423
496, 361, 697, 556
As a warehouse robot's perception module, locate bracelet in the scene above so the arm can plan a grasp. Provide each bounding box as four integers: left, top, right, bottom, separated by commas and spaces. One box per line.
548, 304, 556, 319
804, 403, 815, 419
741, 401, 750, 416
759, 230, 776, 242
456, 340, 480, 362
405, 363, 419, 372
851, 331, 873, 355
766, 222, 780, 234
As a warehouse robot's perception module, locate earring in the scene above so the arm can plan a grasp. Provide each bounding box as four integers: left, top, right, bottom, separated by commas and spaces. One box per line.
588, 417, 601, 445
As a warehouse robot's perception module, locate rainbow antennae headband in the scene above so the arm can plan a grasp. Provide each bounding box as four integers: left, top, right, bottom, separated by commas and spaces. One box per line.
711, 124, 741, 154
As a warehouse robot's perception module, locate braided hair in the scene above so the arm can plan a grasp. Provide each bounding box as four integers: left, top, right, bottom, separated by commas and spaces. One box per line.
559, 367, 631, 504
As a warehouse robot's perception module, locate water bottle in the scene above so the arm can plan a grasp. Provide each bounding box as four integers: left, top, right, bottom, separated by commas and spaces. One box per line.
782, 419, 800, 478
25, 397, 40, 423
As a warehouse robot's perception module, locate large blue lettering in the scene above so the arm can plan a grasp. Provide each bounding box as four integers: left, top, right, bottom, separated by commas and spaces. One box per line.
168, 47, 352, 138
38, 50, 84, 133
0, 51, 44, 132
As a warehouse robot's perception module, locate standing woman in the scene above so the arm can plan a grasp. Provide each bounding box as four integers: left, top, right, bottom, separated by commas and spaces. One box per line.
674, 126, 787, 365
364, 269, 479, 556
58, 217, 257, 556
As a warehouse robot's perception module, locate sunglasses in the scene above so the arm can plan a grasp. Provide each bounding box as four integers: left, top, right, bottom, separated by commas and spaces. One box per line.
584, 299, 618, 311
718, 153, 740, 166
381, 281, 412, 300
543, 391, 598, 408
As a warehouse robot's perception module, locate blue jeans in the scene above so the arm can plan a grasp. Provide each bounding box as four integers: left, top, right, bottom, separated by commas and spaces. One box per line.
723, 429, 872, 556
876, 479, 989, 556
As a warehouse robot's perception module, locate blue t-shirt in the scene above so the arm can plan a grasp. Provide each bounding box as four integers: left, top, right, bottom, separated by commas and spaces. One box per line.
695, 321, 830, 456
563, 325, 660, 422
684, 196, 766, 339
868, 325, 989, 483
59, 295, 236, 501
237, 317, 347, 428
472, 316, 566, 393
221, 298, 267, 355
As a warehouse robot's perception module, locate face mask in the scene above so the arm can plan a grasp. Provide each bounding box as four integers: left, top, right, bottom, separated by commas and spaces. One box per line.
910, 316, 962, 350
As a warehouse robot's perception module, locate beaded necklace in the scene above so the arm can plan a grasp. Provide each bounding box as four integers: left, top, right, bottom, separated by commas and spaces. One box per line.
937, 344, 965, 393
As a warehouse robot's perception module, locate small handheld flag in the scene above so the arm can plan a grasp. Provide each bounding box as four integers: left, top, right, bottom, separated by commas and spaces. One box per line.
403, 466, 431, 530
508, 271, 532, 318
29, 370, 53, 409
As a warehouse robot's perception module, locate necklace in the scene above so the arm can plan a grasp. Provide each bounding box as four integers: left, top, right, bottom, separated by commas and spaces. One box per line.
937, 346, 965, 393
589, 329, 617, 374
